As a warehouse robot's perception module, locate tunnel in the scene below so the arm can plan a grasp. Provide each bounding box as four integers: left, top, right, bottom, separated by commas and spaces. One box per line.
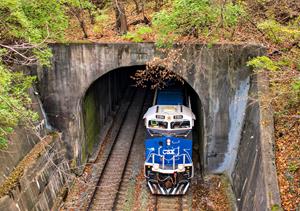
34, 43, 280, 210
81, 66, 205, 173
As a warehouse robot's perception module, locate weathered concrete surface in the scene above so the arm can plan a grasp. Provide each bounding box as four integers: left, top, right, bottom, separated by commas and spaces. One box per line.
81, 67, 134, 163
232, 72, 281, 210
0, 136, 69, 211
0, 128, 39, 185
37, 43, 265, 174
0, 88, 46, 185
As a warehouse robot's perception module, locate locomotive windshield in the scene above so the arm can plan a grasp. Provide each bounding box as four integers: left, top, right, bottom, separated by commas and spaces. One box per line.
148, 120, 168, 129
170, 121, 190, 129
147, 119, 192, 137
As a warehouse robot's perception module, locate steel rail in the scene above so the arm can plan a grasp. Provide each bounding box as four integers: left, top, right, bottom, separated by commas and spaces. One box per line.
112, 88, 150, 210
85, 88, 136, 210
87, 89, 146, 210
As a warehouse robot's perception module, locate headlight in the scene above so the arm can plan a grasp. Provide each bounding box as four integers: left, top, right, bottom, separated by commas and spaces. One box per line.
166, 138, 171, 146
178, 164, 185, 171
153, 163, 159, 171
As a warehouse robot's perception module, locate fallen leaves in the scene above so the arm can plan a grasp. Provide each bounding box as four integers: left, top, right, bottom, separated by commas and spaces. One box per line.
275, 104, 300, 210
192, 175, 232, 211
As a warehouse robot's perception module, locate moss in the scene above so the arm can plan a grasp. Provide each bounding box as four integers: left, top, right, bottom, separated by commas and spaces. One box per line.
271, 204, 282, 211
220, 174, 236, 211
83, 92, 100, 162
0, 136, 53, 198
81, 142, 87, 164
49, 131, 60, 139
70, 159, 77, 172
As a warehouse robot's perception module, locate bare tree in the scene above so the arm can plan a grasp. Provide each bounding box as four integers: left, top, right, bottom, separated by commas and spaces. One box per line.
131, 49, 184, 89
64, 1, 89, 39
113, 0, 128, 35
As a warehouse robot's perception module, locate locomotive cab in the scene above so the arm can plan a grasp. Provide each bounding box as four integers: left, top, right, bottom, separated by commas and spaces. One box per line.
143, 87, 195, 195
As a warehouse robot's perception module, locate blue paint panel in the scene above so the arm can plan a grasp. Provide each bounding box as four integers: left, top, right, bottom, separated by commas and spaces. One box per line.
156, 88, 184, 105
145, 136, 193, 166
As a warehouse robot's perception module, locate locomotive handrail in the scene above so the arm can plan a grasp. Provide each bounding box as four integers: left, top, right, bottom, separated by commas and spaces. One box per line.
146, 152, 192, 171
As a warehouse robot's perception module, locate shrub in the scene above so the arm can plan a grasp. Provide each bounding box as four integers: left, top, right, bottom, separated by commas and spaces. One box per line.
123, 26, 152, 42
258, 20, 300, 44
152, 0, 245, 47
247, 56, 279, 71
0, 64, 38, 149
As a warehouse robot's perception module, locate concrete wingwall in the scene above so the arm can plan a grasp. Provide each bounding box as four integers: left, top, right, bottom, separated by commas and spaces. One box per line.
37, 43, 265, 175
232, 72, 281, 210
0, 135, 70, 211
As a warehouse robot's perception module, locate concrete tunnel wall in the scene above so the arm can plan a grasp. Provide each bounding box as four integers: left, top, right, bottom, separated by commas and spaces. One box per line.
81, 67, 134, 162
37, 43, 265, 175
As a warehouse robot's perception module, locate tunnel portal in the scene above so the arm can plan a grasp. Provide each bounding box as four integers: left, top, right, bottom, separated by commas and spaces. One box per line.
36, 43, 282, 210
38, 43, 265, 175
81, 66, 205, 172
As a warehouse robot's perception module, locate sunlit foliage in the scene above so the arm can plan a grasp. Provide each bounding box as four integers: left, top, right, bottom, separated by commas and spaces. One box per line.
152, 0, 245, 47
0, 64, 38, 148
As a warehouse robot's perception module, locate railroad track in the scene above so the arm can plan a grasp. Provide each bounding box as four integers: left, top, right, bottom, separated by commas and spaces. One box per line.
87, 88, 147, 211
148, 181, 194, 211
113, 91, 152, 211
65, 87, 199, 211
62, 87, 207, 211
149, 147, 200, 211
154, 196, 183, 211
151, 191, 192, 211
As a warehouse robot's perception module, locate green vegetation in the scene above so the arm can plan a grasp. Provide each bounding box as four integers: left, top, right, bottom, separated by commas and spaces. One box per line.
152, 0, 245, 47
247, 56, 279, 71
83, 92, 100, 161
288, 162, 299, 174
0, 0, 67, 43
0, 0, 70, 148
0, 65, 38, 148
258, 20, 300, 44
123, 26, 152, 42
271, 204, 282, 211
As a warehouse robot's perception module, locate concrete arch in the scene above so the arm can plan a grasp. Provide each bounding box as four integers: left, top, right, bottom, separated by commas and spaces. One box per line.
79, 65, 207, 173
38, 43, 265, 174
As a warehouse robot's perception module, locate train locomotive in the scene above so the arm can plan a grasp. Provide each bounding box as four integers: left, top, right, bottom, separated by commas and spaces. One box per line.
143, 86, 195, 195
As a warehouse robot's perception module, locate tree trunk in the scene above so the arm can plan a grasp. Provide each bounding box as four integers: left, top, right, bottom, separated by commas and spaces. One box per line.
92, 0, 106, 9
114, 0, 128, 35
73, 9, 89, 38
88, 8, 95, 25
80, 20, 89, 38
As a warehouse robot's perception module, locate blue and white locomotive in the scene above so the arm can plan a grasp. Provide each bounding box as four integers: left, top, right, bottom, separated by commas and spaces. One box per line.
143, 86, 195, 195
